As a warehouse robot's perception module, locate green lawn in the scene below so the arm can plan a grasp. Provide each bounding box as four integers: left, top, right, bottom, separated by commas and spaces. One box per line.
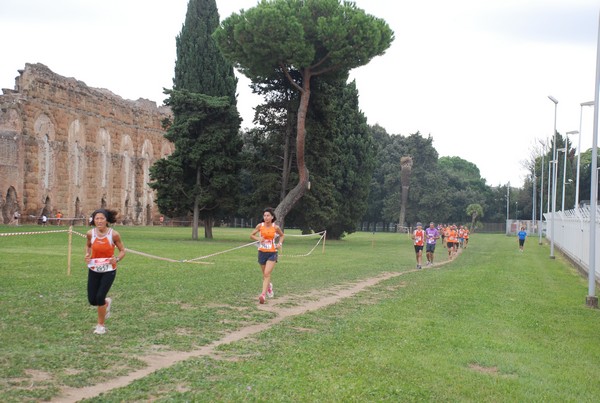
1, 225, 599, 402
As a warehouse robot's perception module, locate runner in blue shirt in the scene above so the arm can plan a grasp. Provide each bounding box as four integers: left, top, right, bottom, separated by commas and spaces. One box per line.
517, 226, 527, 252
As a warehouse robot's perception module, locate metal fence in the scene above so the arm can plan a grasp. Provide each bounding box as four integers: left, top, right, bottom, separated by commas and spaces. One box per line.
544, 205, 600, 279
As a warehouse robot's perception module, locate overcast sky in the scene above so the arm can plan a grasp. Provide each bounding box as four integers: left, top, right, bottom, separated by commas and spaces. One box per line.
1, 0, 598, 187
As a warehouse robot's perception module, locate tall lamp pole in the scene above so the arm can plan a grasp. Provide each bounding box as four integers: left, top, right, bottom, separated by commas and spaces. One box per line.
559, 145, 567, 211
539, 140, 545, 245
576, 101, 595, 209
506, 182, 510, 235
548, 95, 558, 259
532, 167, 536, 228
563, 131, 578, 211
547, 159, 552, 215
586, 10, 600, 308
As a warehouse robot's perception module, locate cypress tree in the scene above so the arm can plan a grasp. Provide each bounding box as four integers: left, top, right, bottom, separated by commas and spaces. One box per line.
150, 0, 241, 239
174, 0, 237, 99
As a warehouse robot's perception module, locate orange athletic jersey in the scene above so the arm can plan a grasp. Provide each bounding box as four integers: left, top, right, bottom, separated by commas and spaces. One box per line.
447, 229, 458, 243
91, 228, 116, 259
413, 229, 425, 246
258, 223, 278, 252
463, 230, 470, 239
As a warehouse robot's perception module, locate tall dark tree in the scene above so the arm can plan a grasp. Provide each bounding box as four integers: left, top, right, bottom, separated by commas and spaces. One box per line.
150, 0, 241, 239
437, 156, 489, 223
236, 75, 300, 221
214, 0, 393, 228
380, 133, 445, 226
399, 155, 413, 227
292, 77, 375, 239
363, 125, 392, 231
576, 148, 600, 204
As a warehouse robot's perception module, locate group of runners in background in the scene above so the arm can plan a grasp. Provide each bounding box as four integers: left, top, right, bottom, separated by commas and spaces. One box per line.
411, 222, 470, 269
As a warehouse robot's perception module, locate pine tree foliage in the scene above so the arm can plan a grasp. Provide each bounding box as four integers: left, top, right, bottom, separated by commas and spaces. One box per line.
214, 0, 393, 226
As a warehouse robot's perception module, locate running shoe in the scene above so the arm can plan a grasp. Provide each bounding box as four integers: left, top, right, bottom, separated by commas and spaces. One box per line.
259, 293, 266, 304
105, 297, 112, 320
267, 283, 274, 298
93, 325, 106, 335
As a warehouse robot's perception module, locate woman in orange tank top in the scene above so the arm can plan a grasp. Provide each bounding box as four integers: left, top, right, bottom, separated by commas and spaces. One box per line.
250, 207, 285, 304
85, 209, 126, 335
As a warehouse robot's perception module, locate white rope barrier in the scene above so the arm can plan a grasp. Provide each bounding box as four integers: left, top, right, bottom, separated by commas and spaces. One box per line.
280, 230, 326, 257
0, 229, 70, 236
186, 241, 259, 262
2, 228, 326, 269
70, 230, 211, 265
123, 248, 212, 265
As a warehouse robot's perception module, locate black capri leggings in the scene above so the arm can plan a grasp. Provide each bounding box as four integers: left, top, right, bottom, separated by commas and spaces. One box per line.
87, 270, 116, 306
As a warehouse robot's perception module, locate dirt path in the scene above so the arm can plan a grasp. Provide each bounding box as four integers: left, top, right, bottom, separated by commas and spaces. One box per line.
53, 259, 456, 402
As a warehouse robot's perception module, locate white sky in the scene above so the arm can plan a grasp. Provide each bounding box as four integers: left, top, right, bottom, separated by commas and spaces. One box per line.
1, 0, 598, 187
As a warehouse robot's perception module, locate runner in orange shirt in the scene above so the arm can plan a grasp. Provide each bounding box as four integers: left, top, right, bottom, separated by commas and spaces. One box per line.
250, 207, 285, 304
446, 225, 458, 259
412, 222, 425, 269
85, 209, 126, 335
463, 227, 470, 248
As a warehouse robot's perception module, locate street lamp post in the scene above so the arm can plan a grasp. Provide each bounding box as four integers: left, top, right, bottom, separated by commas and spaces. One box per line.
576, 101, 595, 209
587, 10, 600, 308
558, 146, 567, 211
547, 159, 552, 214
548, 95, 558, 259
562, 131, 578, 211
505, 182, 510, 235
532, 168, 536, 228
539, 140, 545, 245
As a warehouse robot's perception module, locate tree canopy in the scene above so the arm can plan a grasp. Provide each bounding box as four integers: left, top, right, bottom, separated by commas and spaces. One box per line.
214, 0, 393, 226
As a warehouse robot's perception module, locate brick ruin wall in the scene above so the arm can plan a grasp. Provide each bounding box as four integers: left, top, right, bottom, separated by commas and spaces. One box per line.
0, 63, 174, 225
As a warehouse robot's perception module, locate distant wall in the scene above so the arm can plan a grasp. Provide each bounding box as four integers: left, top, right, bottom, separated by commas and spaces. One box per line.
0, 63, 174, 224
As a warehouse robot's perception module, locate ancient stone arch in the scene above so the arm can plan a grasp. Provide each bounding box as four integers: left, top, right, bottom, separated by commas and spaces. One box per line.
1, 186, 18, 224
0, 63, 173, 224
68, 119, 86, 196
97, 128, 110, 190
140, 139, 154, 225
120, 135, 135, 223
34, 114, 56, 192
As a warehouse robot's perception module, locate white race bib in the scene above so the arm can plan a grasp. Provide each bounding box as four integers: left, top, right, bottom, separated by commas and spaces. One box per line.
259, 240, 274, 250
88, 258, 115, 272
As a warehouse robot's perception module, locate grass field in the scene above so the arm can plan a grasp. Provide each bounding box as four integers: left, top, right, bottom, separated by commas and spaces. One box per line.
1, 225, 599, 402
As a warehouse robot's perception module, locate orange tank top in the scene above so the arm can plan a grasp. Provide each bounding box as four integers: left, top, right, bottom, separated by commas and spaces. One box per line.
88, 228, 116, 271
91, 228, 115, 259
258, 223, 278, 252
413, 229, 425, 246
447, 230, 458, 243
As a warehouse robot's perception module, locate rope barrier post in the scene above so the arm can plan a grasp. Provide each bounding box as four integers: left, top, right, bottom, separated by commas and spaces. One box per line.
322, 231, 326, 254
67, 225, 73, 276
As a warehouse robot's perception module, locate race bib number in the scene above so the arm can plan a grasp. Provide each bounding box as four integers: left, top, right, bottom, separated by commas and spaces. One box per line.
259, 240, 274, 250
88, 258, 115, 272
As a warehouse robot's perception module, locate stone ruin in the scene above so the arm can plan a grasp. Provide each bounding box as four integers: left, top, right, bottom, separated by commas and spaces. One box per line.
0, 63, 174, 225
